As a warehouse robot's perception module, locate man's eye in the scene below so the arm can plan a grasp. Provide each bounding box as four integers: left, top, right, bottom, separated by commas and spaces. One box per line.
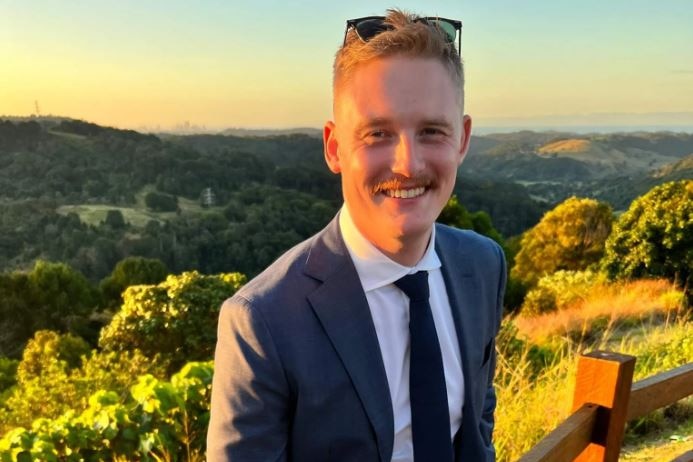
365, 130, 390, 142
421, 127, 445, 136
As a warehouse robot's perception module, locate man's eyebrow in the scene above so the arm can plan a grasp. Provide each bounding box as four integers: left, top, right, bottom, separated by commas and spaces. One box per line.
354, 117, 455, 133
421, 118, 455, 130
354, 117, 392, 133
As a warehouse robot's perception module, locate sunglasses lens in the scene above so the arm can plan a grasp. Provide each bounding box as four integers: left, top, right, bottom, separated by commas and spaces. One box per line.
355, 18, 391, 41
431, 20, 457, 43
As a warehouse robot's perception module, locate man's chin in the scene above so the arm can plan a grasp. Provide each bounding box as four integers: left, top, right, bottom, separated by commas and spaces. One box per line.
385, 218, 435, 243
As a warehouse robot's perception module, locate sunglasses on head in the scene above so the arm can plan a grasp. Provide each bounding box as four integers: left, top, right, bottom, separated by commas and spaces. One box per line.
343, 16, 462, 55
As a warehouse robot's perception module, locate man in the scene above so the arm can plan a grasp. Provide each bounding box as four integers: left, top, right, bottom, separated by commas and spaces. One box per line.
208, 9, 506, 461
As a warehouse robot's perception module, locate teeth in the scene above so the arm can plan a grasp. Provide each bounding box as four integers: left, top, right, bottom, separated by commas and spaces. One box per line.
384, 187, 426, 199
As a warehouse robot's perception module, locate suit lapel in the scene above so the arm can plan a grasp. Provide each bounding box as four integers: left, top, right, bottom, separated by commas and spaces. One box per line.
305, 217, 394, 462
435, 226, 481, 433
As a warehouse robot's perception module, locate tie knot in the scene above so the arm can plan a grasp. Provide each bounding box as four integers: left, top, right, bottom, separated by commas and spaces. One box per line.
394, 271, 429, 302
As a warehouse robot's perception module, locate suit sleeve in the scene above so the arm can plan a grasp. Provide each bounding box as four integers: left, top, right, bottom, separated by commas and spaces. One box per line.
207, 296, 291, 462
481, 242, 507, 460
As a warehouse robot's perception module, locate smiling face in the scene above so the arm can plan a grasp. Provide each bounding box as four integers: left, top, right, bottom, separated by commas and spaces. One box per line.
324, 56, 472, 265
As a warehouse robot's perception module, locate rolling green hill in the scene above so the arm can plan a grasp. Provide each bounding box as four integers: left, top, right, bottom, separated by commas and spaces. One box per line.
1, 118, 690, 279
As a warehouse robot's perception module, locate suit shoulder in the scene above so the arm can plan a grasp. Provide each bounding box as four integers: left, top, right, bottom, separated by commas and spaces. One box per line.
231, 235, 317, 305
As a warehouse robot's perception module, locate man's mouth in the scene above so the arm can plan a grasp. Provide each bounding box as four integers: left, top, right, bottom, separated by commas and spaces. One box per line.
382, 186, 427, 199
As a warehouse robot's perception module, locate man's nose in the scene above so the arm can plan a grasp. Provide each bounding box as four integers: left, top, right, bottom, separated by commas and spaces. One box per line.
392, 134, 423, 177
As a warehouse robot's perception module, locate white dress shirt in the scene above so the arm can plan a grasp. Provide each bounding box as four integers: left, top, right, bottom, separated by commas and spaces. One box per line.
339, 206, 465, 462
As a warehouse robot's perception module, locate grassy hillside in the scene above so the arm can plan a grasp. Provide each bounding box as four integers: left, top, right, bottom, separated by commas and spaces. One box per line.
538, 138, 592, 154
495, 279, 691, 461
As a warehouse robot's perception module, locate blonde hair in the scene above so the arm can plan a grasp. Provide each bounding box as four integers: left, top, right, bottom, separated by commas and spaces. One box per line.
333, 9, 463, 103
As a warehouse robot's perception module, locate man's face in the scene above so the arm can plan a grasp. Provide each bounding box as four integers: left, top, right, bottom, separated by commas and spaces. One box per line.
324, 56, 472, 261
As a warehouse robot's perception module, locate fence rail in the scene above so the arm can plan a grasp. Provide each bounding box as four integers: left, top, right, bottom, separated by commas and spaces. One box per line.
518, 352, 693, 462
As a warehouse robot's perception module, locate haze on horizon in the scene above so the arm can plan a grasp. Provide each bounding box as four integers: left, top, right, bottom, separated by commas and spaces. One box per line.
2, 0, 693, 131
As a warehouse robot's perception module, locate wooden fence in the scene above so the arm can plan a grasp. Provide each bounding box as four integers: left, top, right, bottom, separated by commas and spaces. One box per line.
518, 351, 693, 462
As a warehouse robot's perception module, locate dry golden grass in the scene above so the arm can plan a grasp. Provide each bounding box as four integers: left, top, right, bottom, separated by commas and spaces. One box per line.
494, 342, 577, 458
538, 138, 592, 154
495, 314, 692, 461
514, 279, 685, 345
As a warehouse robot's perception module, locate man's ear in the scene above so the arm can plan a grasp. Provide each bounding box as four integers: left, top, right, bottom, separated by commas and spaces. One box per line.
457, 114, 473, 166
323, 120, 341, 174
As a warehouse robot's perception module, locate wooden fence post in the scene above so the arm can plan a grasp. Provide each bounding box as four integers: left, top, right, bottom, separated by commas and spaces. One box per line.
572, 351, 636, 462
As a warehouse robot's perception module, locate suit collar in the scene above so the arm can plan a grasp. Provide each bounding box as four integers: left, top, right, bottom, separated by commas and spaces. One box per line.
305, 215, 395, 462
435, 225, 484, 443
338, 205, 441, 291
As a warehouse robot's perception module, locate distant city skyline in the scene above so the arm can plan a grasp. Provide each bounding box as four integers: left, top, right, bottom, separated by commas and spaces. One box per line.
2, 0, 693, 131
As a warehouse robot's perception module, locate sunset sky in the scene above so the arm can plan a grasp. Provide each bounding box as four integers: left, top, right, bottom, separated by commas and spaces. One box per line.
2, 0, 693, 131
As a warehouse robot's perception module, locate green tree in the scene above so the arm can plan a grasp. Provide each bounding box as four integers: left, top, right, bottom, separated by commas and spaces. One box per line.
100, 256, 169, 308
0, 272, 36, 358
104, 209, 126, 228
28, 260, 98, 333
511, 197, 613, 287
438, 195, 504, 245
99, 271, 246, 372
16, 330, 90, 382
0, 262, 98, 357
145, 191, 178, 212
0, 330, 164, 433
602, 180, 692, 293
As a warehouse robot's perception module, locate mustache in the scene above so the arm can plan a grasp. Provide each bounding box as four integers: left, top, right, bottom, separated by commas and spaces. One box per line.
370, 175, 433, 194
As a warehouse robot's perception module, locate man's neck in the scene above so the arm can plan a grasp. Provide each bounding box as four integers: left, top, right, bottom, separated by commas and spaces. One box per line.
340, 205, 435, 267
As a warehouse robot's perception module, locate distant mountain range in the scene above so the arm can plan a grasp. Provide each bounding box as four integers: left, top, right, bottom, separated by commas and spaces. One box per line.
464, 131, 693, 180
458, 130, 692, 210
218, 127, 322, 138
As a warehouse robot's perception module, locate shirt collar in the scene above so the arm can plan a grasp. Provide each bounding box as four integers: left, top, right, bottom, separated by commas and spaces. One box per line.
339, 204, 441, 292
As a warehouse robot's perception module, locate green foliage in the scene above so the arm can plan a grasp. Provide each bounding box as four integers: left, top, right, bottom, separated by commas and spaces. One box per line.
0, 272, 37, 358
99, 271, 245, 372
0, 332, 164, 434
145, 191, 178, 212
512, 196, 613, 287
521, 270, 603, 316
453, 177, 546, 237
504, 277, 529, 315
99, 256, 169, 308
0, 358, 18, 397
16, 331, 90, 383
0, 361, 211, 461
104, 209, 126, 228
438, 195, 504, 244
0, 262, 98, 358
602, 180, 692, 294
496, 322, 564, 379
29, 260, 98, 328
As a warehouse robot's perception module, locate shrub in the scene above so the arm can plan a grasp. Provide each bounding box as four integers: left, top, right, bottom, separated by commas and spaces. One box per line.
17, 330, 90, 382
99, 256, 169, 309
104, 209, 126, 228
145, 191, 178, 212
602, 180, 692, 294
522, 270, 603, 316
512, 197, 613, 287
0, 361, 212, 461
99, 271, 245, 373
0, 331, 165, 434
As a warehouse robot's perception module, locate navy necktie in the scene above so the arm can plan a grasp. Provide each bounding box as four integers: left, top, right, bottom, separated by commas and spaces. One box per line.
395, 271, 453, 462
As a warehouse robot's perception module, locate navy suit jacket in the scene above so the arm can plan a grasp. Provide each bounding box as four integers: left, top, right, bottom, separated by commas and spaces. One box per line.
207, 215, 506, 461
